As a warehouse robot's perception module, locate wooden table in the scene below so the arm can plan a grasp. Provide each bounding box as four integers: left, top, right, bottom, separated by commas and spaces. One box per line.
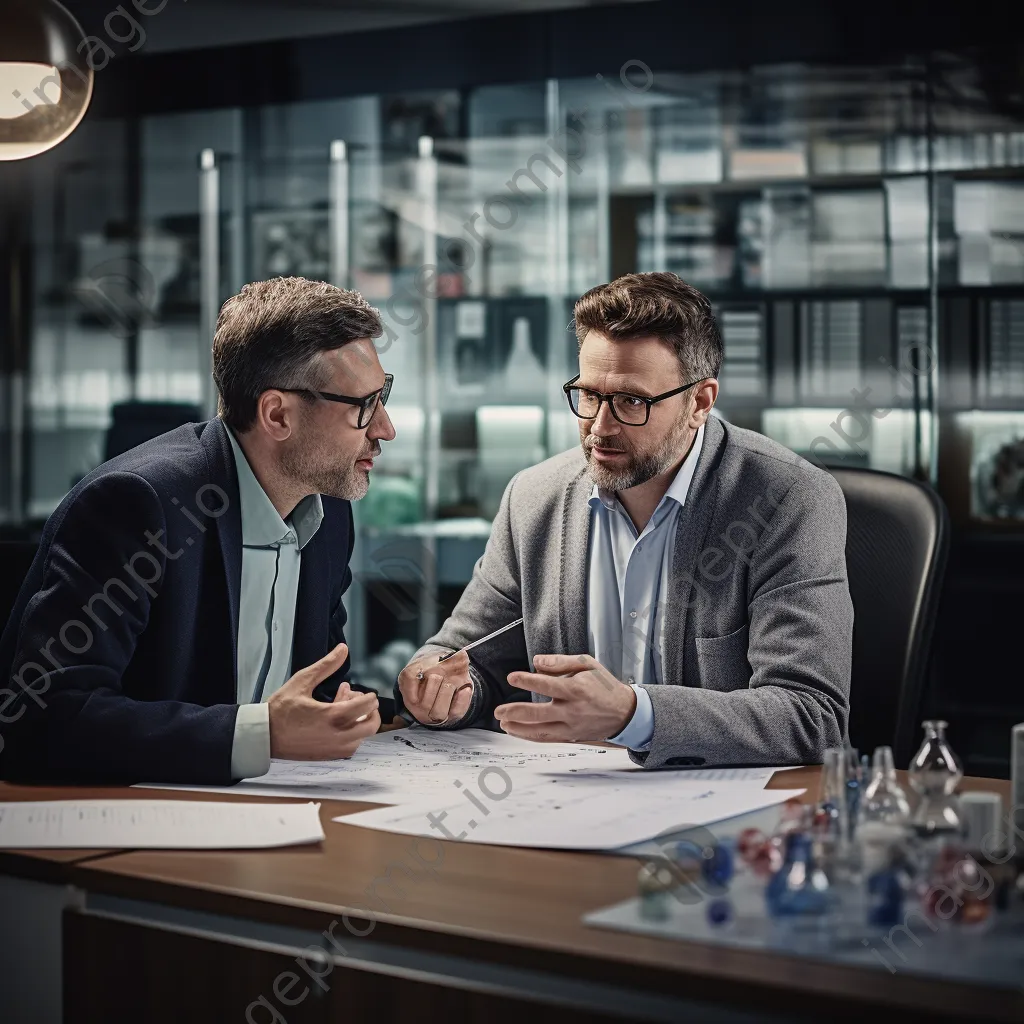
0, 784, 127, 881
2, 770, 1020, 1023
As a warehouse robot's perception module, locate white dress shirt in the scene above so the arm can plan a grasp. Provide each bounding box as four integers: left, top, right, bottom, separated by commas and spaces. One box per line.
227, 428, 323, 779
586, 425, 704, 751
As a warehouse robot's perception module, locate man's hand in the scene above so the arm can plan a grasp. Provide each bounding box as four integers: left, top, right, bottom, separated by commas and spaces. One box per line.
495, 653, 636, 743
398, 649, 473, 726
268, 643, 381, 760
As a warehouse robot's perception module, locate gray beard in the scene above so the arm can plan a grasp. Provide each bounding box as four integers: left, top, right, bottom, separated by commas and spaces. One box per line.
583, 416, 695, 493
280, 437, 375, 501
584, 446, 668, 492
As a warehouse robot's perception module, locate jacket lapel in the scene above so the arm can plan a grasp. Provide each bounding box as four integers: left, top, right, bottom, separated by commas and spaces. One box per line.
292, 526, 331, 671
558, 464, 592, 656
199, 418, 243, 687
663, 414, 726, 676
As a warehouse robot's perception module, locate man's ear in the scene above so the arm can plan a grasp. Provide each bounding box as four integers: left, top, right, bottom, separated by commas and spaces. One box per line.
255, 390, 296, 441
691, 379, 719, 427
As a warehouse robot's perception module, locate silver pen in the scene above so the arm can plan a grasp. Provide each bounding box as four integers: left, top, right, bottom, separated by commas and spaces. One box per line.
437, 617, 525, 663
412, 619, 525, 723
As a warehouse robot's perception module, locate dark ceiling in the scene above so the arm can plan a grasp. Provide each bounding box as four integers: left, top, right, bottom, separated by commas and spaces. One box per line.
60, 0, 641, 54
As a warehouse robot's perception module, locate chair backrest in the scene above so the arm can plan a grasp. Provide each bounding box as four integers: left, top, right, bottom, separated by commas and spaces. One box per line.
829, 468, 949, 767
104, 401, 202, 462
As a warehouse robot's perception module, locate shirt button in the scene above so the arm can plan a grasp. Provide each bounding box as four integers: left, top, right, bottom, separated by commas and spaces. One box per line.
273, 622, 279, 632
629, 610, 637, 618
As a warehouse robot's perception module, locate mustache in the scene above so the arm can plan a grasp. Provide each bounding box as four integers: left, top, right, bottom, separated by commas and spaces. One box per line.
584, 436, 627, 453
359, 442, 382, 460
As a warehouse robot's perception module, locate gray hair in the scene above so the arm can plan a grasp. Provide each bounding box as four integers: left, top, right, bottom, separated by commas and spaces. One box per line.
212, 277, 383, 431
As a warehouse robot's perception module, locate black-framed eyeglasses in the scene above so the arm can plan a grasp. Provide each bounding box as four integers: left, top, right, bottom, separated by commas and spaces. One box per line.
275, 374, 393, 429
562, 374, 703, 426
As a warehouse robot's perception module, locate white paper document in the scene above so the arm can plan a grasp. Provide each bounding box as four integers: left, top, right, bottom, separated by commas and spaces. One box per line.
0, 800, 325, 849
650, 766, 778, 785
139, 728, 634, 805
335, 774, 806, 851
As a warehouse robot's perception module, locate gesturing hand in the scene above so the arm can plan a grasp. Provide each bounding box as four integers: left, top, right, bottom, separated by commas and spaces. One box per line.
397, 649, 473, 726
268, 643, 381, 760
495, 653, 636, 743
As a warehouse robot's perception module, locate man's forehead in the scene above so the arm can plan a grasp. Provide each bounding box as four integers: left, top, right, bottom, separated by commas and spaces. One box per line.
579, 347, 670, 380
325, 339, 383, 386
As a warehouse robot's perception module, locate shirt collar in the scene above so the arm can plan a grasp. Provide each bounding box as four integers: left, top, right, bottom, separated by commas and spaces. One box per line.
589, 423, 705, 512
225, 424, 324, 550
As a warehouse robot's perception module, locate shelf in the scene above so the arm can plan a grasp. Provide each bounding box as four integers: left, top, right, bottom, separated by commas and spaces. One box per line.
702, 287, 927, 302
607, 165, 1024, 198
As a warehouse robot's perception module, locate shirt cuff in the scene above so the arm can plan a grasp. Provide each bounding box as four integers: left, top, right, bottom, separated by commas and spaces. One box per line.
608, 683, 654, 752
231, 702, 271, 780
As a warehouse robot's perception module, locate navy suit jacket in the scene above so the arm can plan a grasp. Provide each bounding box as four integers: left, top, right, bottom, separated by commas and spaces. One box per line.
0, 418, 355, 786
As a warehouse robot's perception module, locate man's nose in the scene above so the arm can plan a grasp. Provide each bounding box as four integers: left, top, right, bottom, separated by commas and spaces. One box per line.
590, 401, 620, 437
368, 403, 396, 442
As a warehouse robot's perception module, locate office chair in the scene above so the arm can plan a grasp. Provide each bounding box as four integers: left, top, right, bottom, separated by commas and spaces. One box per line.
830, 468, 949, 767
104, 401, 202, 462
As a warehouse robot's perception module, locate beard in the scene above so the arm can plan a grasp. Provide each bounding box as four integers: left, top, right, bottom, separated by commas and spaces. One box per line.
582, 417, 693, 492
280, 431, 381, 501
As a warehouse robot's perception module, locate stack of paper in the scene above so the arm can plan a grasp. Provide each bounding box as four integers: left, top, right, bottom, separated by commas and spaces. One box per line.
142, 731, 783, 805
0, 800, 324, 849
132, 730, 801, 853
335, 774, 804, 851
142, 730, 637, 805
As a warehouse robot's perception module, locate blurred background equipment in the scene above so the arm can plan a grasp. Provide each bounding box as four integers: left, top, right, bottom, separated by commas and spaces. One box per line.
2, 1, 1024, 776
103, 400, 201, 461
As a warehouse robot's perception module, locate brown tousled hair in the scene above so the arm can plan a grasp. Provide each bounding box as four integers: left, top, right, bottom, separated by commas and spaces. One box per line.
572, 271, 722, 381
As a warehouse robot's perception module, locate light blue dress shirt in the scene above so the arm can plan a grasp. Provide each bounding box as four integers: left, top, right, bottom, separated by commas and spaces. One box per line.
227, 428, 324, 780
587, 425, 704, 751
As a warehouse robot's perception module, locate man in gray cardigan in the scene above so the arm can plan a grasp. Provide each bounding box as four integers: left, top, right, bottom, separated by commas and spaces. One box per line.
398, 272, 853, 768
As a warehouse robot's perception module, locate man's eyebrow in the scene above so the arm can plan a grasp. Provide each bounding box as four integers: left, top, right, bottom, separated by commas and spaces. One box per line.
577, 380, 655, 398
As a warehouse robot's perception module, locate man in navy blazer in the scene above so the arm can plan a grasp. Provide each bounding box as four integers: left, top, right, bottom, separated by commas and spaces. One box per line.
0, 277, 395, 785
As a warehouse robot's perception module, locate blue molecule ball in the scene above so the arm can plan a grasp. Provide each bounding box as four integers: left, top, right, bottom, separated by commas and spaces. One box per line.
706, 897, 734, 927
700, 842, 735, 888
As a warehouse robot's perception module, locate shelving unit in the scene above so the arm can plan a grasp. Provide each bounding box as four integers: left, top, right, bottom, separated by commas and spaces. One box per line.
10, 55, 1024, 725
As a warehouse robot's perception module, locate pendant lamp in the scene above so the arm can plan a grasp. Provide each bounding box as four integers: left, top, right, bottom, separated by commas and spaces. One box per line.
0, 0, 93, 160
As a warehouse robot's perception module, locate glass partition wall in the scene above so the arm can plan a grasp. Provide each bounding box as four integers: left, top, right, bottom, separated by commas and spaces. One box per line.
10, 54, 1024, 683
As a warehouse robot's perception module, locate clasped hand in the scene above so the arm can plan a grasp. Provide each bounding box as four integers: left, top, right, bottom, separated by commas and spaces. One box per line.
495, 654, 636, 743
397, 649, 473, 726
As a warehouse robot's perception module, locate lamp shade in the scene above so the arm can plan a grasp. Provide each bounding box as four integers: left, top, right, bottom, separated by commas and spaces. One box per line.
0, 0, 93, 160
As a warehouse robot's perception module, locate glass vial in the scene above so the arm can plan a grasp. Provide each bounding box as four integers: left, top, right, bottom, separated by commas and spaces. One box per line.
814, 747, 850, 840
908, 720, 963, 836
861, 746, 912, 825
637, 861, 674, 921
765, 831, 834, 918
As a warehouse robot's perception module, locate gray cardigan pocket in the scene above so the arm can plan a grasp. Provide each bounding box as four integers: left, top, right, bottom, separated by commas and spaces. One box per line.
694, 623, 751, 692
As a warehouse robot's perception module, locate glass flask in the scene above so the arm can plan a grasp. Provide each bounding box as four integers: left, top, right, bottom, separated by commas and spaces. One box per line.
844, 745, 864, 830
861, 746, 912, 825
765, 830, 834, 918
637, 861, 674, 921
858, 822, 913, 928
908, 721, 963, 835
955, 855, 995, 932
813, 747, 850, 840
